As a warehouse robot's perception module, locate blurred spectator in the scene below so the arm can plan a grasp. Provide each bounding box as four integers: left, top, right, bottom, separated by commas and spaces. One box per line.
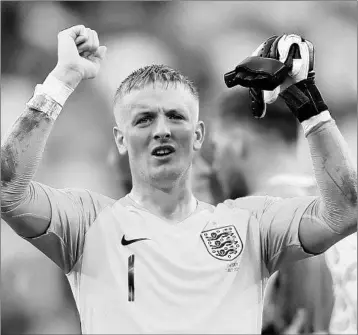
325, 233, 357, 334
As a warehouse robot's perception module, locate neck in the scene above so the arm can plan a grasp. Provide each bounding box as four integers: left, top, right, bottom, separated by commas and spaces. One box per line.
247, 144, 300, 194
129, 168, 197, 223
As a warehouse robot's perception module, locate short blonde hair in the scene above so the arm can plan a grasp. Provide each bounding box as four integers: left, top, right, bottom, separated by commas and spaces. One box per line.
113, 64, 199, 107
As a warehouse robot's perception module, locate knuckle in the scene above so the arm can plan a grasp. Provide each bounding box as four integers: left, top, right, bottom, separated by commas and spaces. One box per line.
94, 31, 99, 41
76, 25, 86, 34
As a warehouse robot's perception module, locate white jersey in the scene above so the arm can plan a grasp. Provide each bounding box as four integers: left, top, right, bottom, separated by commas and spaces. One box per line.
24, 183, 316, 334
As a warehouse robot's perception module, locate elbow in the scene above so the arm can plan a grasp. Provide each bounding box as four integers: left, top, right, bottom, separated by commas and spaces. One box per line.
345, 175, 357, 209
338, 169, 357, 224
319, 193, 357, 237
1, 180, 30, 214
1, 146, 19, 211
345, 166, 357, 207
1, 187, 14, 214
344, 175, 357, 230
1, 142, 17, 187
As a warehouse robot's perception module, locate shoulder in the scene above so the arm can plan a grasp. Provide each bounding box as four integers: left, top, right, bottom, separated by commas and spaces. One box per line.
83, 189, 116, 208
219, 196, 273, 215
32, 182, 116, 212
201, 196, 275, 227
62, 187, 115, 207
102, 194, 142, 221
215, 196, 303, 225
43, 185, 117, 218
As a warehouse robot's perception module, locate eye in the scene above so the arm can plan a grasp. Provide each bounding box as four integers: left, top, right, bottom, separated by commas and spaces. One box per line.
168, 112, 184, 120
136, 116, 152, 125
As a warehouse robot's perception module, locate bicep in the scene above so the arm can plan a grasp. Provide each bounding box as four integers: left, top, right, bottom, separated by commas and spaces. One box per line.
298, 197, 353, 254
1, 181, 52, 237
2, 181, 113, 272
260, 196, 318, 275
2, 181, 95, 238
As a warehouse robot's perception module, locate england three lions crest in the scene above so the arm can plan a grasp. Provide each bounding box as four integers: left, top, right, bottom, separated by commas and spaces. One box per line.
200, 225, 243, 261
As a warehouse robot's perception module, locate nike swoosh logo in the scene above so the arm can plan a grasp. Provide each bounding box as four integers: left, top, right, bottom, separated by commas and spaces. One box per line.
121, 235, 150, 246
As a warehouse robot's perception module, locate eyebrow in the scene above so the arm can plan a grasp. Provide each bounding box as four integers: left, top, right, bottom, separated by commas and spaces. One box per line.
132, 107, 186, 116
134, 111, 154, 118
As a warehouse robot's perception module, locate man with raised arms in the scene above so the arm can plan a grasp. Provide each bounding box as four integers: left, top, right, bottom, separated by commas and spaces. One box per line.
1, 25, 356, 334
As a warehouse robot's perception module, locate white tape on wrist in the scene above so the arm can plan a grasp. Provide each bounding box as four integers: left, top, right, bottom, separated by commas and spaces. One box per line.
26, 92, 63, 121
26, 75, 74, 121
39, 74, 74, 107
301, 110, 332, 136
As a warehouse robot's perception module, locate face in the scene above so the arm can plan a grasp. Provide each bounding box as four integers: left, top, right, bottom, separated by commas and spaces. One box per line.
113, 83, 204, 188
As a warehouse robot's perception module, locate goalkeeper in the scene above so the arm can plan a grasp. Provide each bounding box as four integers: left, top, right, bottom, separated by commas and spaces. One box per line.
1, 26, 356, 334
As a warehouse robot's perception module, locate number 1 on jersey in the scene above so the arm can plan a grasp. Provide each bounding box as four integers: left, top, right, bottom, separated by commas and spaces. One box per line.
128, 254, 135, 302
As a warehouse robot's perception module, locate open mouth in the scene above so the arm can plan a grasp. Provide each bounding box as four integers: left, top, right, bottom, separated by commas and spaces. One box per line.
151, 145, 175, 157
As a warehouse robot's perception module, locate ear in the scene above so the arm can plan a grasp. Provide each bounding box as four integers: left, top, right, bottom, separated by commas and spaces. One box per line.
193, 121, 205, 151
113, 126, 127, 155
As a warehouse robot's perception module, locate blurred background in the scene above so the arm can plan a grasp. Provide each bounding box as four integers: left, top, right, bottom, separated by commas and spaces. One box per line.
1, 1, 357, 334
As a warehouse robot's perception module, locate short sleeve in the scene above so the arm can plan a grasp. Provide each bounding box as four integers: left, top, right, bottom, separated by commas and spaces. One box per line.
23, 182, 114, 273
259, 196, 317, 275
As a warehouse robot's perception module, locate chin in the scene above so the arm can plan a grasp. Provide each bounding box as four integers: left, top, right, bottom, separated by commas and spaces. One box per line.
149, 166, 185, 186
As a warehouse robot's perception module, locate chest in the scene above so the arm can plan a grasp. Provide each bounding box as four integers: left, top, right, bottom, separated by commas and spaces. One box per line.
75, 205, 262, 302
68, 204, 266, 334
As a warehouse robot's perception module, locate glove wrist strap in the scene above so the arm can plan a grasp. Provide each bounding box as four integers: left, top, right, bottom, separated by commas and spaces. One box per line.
279, 78, 328, 122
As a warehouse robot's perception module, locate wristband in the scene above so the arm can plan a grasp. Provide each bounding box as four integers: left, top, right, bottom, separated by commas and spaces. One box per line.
279, 76, 328, 123
25, 74, 74, 121
26, 93, 62, 121
39, 74, 74, 107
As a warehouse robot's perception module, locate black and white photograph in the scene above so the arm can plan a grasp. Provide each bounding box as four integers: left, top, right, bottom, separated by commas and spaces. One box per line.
1, 1, 357, 334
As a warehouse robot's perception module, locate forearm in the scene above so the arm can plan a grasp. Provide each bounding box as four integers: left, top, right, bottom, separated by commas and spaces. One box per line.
306, 117, 357, 234
280, 77, 357, 253
1, 68, 78, 223
1, 108, 55, 212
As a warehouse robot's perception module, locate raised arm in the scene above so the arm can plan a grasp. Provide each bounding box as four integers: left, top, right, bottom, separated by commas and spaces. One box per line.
227, 34, 357, 272
262, 79, 356, 274
289, 100, 357, 253
274, 36, 357, 253
1, 26, 107, 238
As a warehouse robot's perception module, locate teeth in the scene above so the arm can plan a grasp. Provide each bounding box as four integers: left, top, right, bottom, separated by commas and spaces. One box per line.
154, 148, 171, 156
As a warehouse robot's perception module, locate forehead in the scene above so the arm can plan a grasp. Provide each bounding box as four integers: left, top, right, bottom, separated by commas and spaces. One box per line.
117, 83, 198, 117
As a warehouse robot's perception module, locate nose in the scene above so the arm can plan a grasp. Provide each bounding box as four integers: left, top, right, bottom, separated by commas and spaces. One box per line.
153, 116, 171, 140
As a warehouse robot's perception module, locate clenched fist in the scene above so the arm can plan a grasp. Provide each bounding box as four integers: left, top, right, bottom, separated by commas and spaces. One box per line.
52, 25, 107, 89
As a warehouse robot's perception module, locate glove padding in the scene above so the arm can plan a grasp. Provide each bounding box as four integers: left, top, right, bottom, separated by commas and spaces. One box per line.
224, 36, 289, 91
224, 34, 314, 118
